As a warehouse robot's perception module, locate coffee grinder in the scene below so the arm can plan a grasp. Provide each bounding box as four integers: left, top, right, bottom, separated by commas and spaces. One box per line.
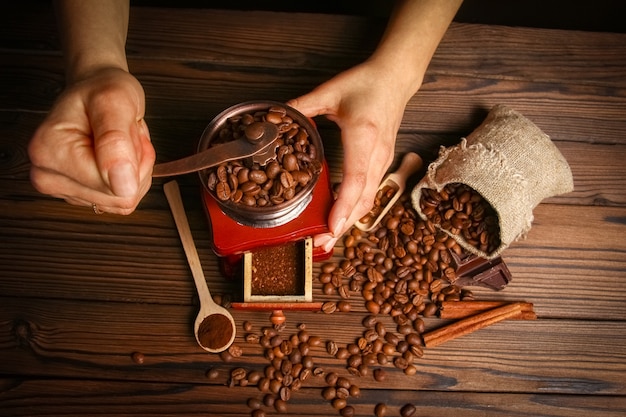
197, 101, 335, 323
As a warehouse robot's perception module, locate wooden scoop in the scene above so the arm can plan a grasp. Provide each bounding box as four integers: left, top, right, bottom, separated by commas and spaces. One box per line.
164, 180, 236, 353
355, 152, 423, 232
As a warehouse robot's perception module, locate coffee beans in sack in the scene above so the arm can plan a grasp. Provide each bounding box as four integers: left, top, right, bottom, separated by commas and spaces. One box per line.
411, 104, 573, 259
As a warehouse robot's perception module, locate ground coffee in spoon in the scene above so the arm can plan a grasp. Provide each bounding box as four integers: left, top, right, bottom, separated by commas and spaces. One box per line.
198, 313, 233, 350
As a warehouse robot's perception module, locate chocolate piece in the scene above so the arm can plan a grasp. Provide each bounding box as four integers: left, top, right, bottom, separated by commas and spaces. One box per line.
449, 251, 512, 291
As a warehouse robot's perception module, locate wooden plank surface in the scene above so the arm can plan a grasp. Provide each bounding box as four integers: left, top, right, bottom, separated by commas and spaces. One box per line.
1, 2, 625, 416
2, 379, 625, 417
2, 296, 625, 393
1, 199, 625, 319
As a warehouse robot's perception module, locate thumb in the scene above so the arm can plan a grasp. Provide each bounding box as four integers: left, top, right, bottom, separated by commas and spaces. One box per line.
89, 101, 141, 198
287, 87, 337, 119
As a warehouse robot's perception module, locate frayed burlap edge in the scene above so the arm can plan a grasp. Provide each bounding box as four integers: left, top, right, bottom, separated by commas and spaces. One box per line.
411, 139, 532, 259
410, 104, 574, 259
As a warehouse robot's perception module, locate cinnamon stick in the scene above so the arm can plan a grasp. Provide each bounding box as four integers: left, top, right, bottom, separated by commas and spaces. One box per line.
423, 302, 524, 348
439, 301, 536, 320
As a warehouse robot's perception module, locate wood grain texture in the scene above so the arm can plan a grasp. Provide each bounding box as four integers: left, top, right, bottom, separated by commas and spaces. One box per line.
1, 297, 625, 394
1, 2, 625, 416
2, 379, 626, 417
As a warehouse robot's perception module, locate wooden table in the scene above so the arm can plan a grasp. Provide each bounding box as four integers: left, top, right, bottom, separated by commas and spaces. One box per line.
1, 3, 625, 416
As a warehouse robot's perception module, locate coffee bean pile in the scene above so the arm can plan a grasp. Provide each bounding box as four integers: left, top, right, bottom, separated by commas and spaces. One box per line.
419, 182, 501, 254
322, 371, 360, 416
206, 105, 322, 207
235, 322, 326, 416
201, 189, 497, 416
323, 313, 423, 379
314, 192, 483, 388
319, 193, 475, 319
204, 317, 423, 417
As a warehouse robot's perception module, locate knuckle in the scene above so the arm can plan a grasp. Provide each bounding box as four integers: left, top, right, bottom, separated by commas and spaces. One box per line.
29, 167, 52, 195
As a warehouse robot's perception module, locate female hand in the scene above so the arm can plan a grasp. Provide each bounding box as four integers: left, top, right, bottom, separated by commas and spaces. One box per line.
28, 68, 156, 215
288, 59, 418, 251
289, 0, 461, 250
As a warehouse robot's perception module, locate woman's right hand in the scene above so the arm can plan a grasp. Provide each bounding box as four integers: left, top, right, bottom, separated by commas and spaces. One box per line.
28, 67, 156, 215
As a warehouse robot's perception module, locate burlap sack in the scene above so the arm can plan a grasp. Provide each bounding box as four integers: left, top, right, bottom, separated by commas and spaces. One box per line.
411, 104, 573, 259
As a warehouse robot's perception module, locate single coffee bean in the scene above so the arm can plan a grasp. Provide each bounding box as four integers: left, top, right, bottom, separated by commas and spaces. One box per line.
282, 153, 299, 172
382, 343, 396, 356
291, 378, 302, 391
335, 387, 350, 400
247, 397, 262, 410
423, 302, 439, 317
215, 181, 231, 200
322, 301, 337, 314
322, 386, 336, 401
263, 393, 275, 407
219, 350, 234, 363
279, 386, 291, 402
340, 405, 355, 417
282, 374, 293, 388
374, 403, 388, 417
335, 347, 350, 360
400, 403, 417, 417
362, 315, 377, 328
346, 343, 359, 356
337, 300, 352, 312
300, 368, 311, 381
269, 379, 281, 395
265, 111, 283, 125
131, 351, 145, 365
373, 368, 387, 382
396, 340, 409, 354
332, 398, 347, 410
231, 367, 247, 381
274, 398, 288, 413
365, 300, 381, 314
347, 355, 362, 369
394, 356, 409, 370
325, 372, 339, 386
336, 376, 351, 390
404, 364, 418, 376
205, 367, 219, 379
257, 377, 270, 392
308, 335, 322, 347
327, 341, 338, 356
248, 370, 262, 384
338, 284, 350, 299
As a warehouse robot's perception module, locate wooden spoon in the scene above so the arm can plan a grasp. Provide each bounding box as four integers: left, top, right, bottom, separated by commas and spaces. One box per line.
163, 180, 236, 353
355, 152, 424, 232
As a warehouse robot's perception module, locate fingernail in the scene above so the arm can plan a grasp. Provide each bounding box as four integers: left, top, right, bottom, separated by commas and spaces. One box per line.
314, 233, 333, 248
108, 162, 138, 197
323, 237, 338, 253
331, 217, 346, 237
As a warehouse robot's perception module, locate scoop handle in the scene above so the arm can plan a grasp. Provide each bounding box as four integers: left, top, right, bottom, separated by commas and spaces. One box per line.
386, 152, 423, 185
163, 180, 212, 303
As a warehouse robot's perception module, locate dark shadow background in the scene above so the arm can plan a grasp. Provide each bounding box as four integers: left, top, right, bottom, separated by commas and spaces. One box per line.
132, 0, 625, 33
